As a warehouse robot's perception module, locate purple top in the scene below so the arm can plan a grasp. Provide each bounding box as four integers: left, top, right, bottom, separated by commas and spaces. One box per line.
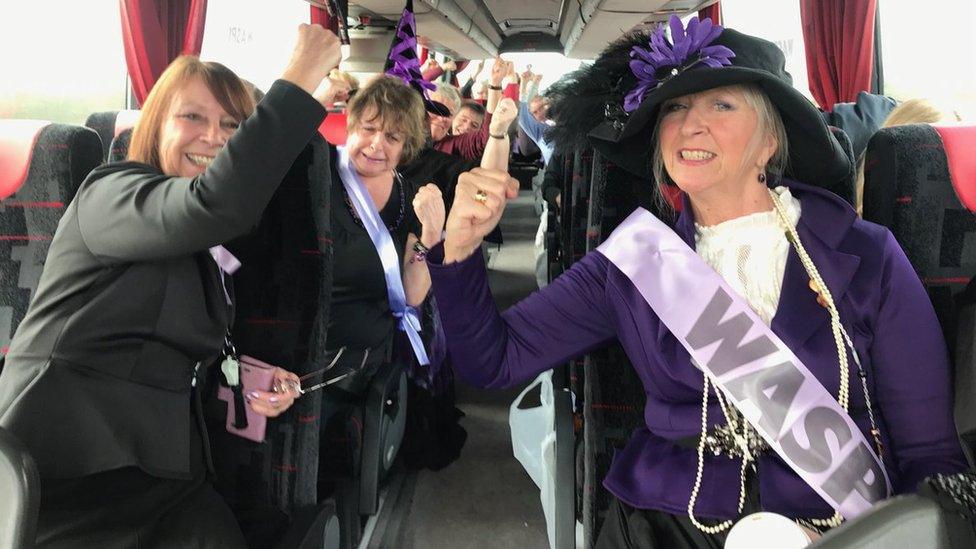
427, 178, 967, 519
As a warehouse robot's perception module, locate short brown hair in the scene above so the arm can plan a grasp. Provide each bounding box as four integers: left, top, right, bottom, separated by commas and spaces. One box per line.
346, 76, 427, 165
128, 56, 254, 170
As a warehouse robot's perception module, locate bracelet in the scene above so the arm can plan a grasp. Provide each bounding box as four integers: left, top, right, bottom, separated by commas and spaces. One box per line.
489, 132, 507, 139
487, 84, 503, 91
411, 240, 431, 263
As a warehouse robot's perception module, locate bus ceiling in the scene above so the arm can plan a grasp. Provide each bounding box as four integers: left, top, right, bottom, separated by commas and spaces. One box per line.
344, 0, 717, 65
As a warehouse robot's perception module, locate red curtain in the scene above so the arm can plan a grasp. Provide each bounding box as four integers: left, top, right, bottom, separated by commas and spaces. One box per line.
698, 1, 721, 24
120, 0, 208, 106
310, 5, 337, 31
800, 0, 877, 109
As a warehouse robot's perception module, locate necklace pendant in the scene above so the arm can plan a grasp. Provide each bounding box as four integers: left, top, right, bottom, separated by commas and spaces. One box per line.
808, 279, 829, 309
871, 427, 884, 457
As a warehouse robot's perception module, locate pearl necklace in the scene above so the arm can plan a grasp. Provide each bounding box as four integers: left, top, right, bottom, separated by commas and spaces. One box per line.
686, 189, 883, 534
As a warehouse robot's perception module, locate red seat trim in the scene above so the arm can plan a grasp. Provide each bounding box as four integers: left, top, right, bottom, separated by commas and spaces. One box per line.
934, 125, 976, 212
0, 120, 51, 200
319, 112, 347, 146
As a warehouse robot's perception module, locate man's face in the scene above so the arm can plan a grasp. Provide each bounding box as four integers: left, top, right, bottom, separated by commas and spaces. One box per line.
452, 106, 484, 135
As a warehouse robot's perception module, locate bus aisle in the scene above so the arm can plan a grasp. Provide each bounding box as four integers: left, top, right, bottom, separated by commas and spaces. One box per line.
368, 191, 549, 548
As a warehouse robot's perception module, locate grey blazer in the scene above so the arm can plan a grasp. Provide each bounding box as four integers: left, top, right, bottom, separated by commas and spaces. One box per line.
0, 80, 326, 480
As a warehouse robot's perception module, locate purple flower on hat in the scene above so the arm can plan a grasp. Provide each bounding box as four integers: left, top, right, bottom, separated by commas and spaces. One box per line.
624, 15, 735, 112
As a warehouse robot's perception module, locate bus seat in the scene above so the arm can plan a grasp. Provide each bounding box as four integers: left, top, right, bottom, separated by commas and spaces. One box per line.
0, 426, 39, 549
826, 125, 856, 206
108, 128, 133, 163
863, 125, 976, 364
358, 359, 407, 515
209, 135, 335, 545
809, 493, 969, 549
0, 120, 101, 358
319, 112, 347, 146
84, 110, 141, 162
864, 124, 976, 461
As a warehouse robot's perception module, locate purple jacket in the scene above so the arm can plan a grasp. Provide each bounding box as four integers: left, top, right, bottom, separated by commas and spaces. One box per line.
427, 178, 967, 520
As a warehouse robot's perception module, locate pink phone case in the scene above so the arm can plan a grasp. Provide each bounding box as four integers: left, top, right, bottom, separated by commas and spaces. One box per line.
217, 355, 275, 442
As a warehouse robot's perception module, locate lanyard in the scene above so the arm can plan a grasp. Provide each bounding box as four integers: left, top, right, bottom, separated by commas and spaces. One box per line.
209, 245, 241, 305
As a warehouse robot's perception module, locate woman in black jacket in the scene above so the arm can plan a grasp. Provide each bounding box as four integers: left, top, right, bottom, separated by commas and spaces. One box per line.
0, 24, 340, 548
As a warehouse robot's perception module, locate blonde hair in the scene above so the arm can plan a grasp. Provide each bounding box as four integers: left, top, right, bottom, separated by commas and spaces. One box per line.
329, 69, 360, 91
128, 56, 253, 171
855, 98, 946, 216
430, 83, 461, 115
346, 76, 427, 165
882, 99, 943, 128
651, 83, 788, 214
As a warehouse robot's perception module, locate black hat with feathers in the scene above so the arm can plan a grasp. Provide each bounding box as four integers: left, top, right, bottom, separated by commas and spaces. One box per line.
547, 17, 851, 197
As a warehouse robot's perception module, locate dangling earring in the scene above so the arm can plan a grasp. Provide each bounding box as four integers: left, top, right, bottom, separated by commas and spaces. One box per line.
758, 172, 767, 185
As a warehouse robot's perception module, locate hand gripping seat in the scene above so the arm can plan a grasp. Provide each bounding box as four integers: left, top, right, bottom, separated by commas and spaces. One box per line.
83, 110, 141, 162
0, 426, 40, 549
0, 120, 102, 359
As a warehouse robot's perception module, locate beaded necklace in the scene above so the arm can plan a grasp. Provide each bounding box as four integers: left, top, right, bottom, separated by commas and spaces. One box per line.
686, 188, 883, 535
342, 170, 406, 232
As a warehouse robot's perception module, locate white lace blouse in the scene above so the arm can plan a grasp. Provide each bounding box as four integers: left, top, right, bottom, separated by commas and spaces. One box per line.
694, 187, 802, 326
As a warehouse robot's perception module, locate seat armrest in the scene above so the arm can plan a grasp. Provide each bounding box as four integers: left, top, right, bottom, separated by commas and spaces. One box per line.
810, 495, 972, 549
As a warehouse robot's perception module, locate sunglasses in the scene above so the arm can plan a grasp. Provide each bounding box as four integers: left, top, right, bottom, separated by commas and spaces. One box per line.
274, 347, 371, 395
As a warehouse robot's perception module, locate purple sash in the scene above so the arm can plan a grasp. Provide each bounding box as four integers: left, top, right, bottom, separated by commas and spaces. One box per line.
336, 147, 429, 366
596, 208, 890, 520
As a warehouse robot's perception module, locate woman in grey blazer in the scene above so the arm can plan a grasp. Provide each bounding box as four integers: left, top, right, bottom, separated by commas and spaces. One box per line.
0, 24, 341, 548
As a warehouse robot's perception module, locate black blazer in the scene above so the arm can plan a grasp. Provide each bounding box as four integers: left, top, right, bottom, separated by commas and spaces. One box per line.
0, 80, 326, 480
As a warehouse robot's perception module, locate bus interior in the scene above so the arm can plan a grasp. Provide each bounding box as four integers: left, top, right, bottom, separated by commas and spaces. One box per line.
2, 0, 976, 548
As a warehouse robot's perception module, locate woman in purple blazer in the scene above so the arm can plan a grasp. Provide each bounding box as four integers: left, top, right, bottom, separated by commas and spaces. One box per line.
419, 18, 968, 549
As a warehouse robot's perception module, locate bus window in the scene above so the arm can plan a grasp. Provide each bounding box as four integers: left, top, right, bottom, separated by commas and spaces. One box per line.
879, 0, 976, 120
200, 0, 308, 94
0, 0, 126, 124
722, 0, 814, 104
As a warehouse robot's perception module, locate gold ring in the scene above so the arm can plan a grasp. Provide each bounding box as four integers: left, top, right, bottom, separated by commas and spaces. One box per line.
474, 189, 489, 204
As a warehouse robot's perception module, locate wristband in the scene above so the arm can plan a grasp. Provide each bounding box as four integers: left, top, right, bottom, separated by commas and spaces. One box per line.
489, 132, 507, 139
411, 240, 431, 263
488, 84, 503, 91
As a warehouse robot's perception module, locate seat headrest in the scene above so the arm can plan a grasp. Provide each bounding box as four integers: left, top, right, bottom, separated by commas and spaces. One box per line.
114, 110, 141, 138
109, 129, 134, 163
319, 112, 347, 146
934, 126, 976, 213
0, 120, 52, 200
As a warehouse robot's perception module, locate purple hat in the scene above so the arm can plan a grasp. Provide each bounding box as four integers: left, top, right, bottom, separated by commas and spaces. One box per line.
384, 0, 452, 117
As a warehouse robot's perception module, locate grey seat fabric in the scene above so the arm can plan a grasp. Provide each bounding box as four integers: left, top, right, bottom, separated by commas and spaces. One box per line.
577, 150, 657, 547
0, 122, 102, 356
0, 426, 40, 549
83, 111, 118, 162
108, 128, 133, 163
84, 111, 140, 162
810, 495, 968, 549
863, 124, 976, 459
